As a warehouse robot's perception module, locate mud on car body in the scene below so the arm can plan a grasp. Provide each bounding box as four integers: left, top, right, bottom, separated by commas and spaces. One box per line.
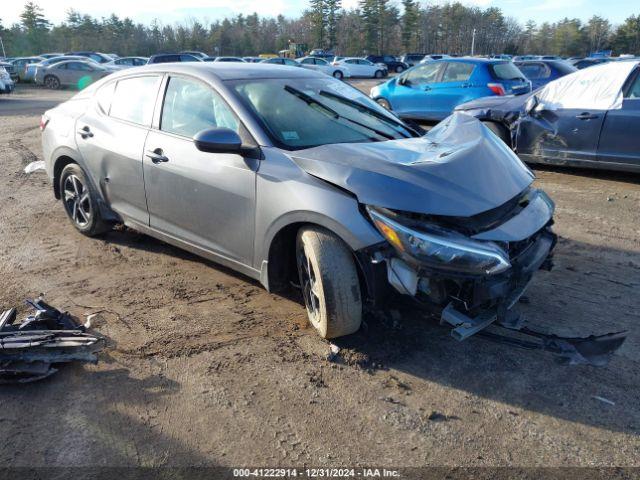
40, 62, 624, 362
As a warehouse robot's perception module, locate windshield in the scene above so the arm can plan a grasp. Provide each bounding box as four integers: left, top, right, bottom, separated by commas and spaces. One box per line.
491, 62, 526, 81
231, 77, 418, 150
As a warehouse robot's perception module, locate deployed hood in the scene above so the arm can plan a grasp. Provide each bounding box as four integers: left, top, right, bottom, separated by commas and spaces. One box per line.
290, 113, 534, 217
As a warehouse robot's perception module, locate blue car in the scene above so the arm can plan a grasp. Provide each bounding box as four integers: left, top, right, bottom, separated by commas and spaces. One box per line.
514, 60, 577, 90
370, 58, 531, 122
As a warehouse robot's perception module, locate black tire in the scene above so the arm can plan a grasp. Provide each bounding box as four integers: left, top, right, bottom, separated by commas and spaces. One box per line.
374, 70, 383, 79
296, 227, 362, 339
395, 65, 404, 73
59, 163, 111, 237
376, 98, 391, 110
333, 70, 344, 80
482, 121, 511, 146
44, 75, 60, 90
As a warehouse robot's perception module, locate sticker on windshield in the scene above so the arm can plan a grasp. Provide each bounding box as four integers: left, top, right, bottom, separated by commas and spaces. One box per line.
282, 131, 300, 140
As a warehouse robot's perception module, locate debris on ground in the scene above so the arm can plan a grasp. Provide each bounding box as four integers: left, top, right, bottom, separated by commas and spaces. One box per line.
23, 160, 45, 174
592, 395, 615, 406
327, 342, 340, 362
0, 298, 104, 384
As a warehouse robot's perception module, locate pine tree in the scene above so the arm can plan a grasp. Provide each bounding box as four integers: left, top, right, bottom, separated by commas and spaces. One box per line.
326, 0, 341, 50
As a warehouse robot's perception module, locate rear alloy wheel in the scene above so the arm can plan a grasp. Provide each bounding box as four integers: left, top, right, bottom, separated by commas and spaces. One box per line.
374, 70, 384, 79
296, 227, 362, 339
333, 70, 344, 80
395, 65, 404, 73
60, 163, 111, 236
376, 98, 391, 110
44, 75, 60, 90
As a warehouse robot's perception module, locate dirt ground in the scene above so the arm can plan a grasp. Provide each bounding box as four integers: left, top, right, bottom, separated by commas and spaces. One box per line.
0, 84, 639, 470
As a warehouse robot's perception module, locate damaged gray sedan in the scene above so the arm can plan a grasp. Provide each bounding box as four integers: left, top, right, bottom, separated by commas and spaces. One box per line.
42, 63, 621, 360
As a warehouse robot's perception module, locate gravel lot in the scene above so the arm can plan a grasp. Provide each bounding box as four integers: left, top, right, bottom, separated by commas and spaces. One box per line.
0, 84, 639, 470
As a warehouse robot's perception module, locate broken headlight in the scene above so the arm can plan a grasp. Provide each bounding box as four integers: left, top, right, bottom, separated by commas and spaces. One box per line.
366, 206, 511, 276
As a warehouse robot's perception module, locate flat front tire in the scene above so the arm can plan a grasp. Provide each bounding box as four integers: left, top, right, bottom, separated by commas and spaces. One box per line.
296, 227, 362, 339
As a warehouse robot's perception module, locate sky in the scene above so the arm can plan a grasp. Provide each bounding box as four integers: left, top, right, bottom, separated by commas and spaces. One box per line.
1, 0, 637, 27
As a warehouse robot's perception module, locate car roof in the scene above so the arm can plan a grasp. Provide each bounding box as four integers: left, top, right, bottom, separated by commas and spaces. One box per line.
105, 62, 322, 81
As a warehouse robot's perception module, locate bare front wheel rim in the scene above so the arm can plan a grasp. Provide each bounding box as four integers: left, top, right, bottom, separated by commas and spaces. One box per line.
63, 174, 92, 227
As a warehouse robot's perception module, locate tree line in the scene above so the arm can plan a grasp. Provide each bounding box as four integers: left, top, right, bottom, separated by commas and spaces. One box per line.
1, 1, 639, 58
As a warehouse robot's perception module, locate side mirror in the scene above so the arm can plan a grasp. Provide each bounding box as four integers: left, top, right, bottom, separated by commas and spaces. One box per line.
524, 95, 539, 114
194, 127, 242, 154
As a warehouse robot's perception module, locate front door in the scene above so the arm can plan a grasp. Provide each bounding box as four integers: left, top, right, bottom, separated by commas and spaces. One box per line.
516, 106, 606, 164
143, 75, 257, 266
391, 62, 443, 120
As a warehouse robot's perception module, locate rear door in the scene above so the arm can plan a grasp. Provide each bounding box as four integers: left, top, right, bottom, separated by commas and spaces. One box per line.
596, 68, 640, 169
424, 61, 476, 119
143, 75, 257, 265
75, 75, 162, 225
391, 62, 443, 120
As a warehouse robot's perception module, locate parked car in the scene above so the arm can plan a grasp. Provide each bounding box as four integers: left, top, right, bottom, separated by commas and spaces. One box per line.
37, 60, 111, 89
9, 56, 44, 82
400, 53, 427, 67
180, 51, 209, 59
365, 55, 408, 73
39, 53, 64, 59
570, 57, 611, 69
298, 56, 350, 79
514, 59, 577, 89
41, 62, 557, 342
0, 67, 15, 94
0, 61, 18, 82
455, 60, 640, 173
26, 55, 98, 82
148, 53, 202, 64
370, 58, 531, 121
418, 54, 451, 64
332, 57, 386, 78
65, 52, 114, 64
209, 57, 246, 63
261, 57, 301, 67
104, 57, 149, 70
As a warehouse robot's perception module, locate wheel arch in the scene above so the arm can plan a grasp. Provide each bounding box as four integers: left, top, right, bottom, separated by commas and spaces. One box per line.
52, 150, 82, 199
260, 212, 379, 296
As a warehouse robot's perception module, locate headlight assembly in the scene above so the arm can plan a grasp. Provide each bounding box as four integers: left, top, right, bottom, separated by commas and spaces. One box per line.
367, 206, 511, 276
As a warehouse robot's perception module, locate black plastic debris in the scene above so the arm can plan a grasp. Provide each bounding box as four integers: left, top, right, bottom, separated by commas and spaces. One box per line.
0, 298, 103, 384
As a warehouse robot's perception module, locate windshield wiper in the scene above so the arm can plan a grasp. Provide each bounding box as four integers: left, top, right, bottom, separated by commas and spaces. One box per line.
318, 89, 418, 137
284, 85, 395, 140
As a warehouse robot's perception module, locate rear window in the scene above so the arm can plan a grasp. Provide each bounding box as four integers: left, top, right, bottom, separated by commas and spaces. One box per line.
491, 62, 526, 81
553, 61, 578, 75
109, 76, 161, 126
517, 63, 548, 79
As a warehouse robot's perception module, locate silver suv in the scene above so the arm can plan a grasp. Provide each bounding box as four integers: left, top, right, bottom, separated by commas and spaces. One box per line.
41, 63, 556, 339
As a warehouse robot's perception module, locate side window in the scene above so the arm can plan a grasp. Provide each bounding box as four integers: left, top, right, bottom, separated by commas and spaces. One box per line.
346, 59, 357, 65
625, 71, 640, 99
160, 76, 240, 138
301, 58, 314, 65
95, 81, 116, 114
441, 62, 475, 82
316, 58, 327, 66
403, 63, 441, 86
56, 63, 68, 70
110, 76, 161, 125
180, 55, 198, 62
517, 63, 547, 79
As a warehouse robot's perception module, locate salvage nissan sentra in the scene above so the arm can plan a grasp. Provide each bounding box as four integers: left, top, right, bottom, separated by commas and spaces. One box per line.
41, 63, 623, 361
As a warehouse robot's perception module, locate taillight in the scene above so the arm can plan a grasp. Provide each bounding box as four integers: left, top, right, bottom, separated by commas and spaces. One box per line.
39, 115, 49, 131
487, 83, 506, 96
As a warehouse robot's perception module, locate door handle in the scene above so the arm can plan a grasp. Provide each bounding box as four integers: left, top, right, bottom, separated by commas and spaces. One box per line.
77, 126, 93, 139
575, 112, 598, 120
145, 148, 169, 164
